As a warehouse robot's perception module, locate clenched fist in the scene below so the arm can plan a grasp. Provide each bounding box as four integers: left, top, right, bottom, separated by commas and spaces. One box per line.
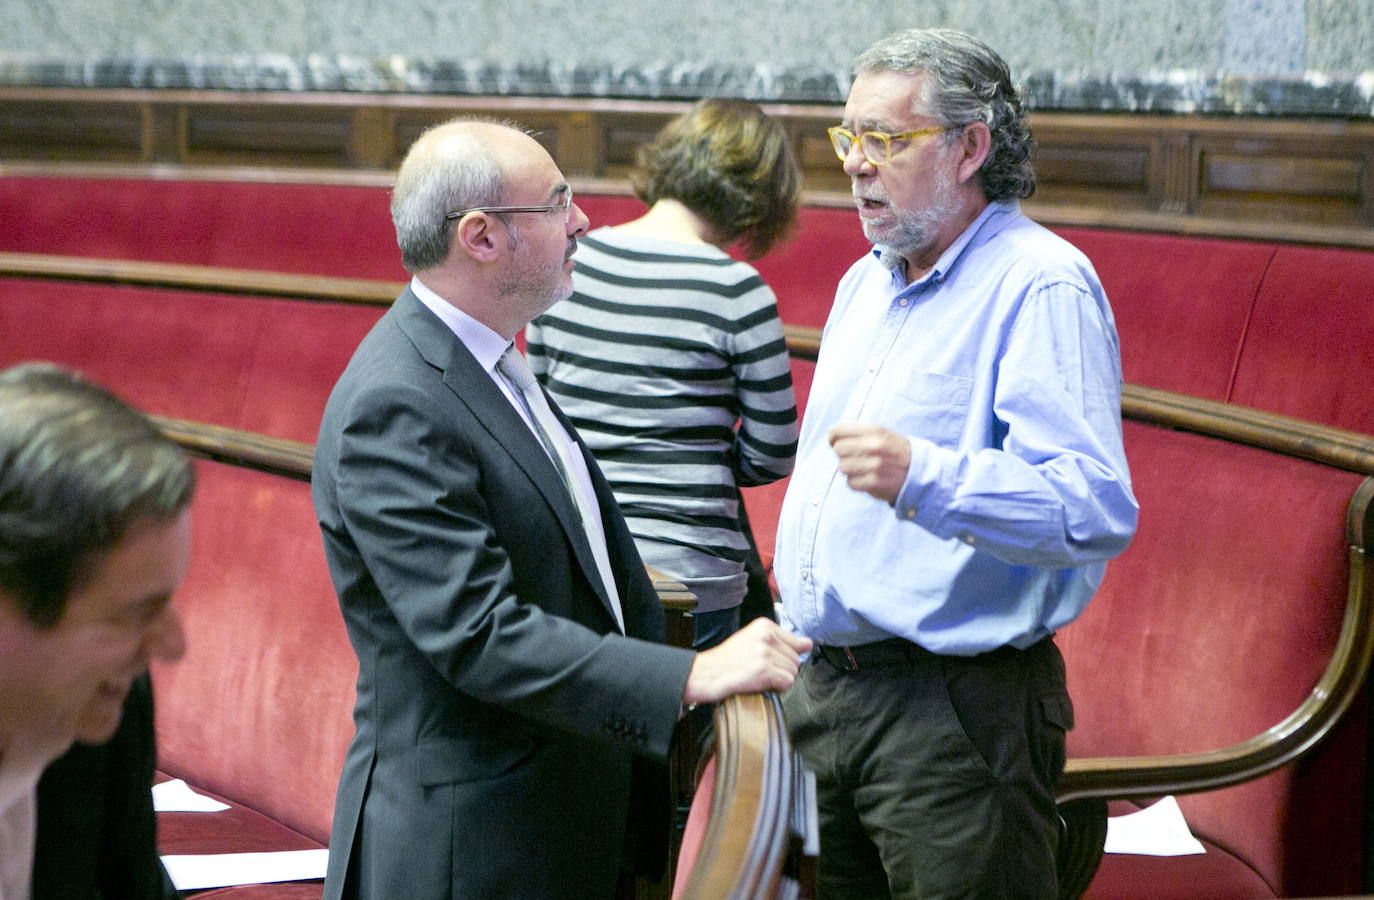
829, 422, 911, 505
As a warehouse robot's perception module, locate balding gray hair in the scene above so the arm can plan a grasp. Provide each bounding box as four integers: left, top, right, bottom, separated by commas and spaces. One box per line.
390, 117, 532, 272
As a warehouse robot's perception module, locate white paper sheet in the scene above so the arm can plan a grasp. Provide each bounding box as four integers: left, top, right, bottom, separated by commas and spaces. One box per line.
160, 848, 328, 890
150, 778, 231, 813
1103, 795, 1206, 856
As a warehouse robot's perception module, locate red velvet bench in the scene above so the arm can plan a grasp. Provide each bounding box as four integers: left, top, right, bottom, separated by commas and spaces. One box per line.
145, 434, 347, 897
3, 172, 1374, 898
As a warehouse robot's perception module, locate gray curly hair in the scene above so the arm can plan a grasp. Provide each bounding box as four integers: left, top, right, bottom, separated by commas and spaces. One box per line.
854, 28, 1035, 201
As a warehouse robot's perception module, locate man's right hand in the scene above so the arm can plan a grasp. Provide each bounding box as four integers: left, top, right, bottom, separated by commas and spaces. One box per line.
682, 618, 813, 706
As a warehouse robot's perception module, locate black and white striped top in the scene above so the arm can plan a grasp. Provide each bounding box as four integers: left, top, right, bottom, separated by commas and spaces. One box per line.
526, 228, 798, 612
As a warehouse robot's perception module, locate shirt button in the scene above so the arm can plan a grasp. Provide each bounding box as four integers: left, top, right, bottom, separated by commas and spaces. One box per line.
898, 298, 909, 307
963, 534, 975, 545
811, 495, 821, 507
904, 508, 916, 519
802, 568, 811, 582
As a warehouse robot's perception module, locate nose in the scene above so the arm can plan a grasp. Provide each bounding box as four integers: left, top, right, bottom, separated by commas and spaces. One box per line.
841, 141, 875, 178
145, 604, 187, 663
568, 201, 590, 237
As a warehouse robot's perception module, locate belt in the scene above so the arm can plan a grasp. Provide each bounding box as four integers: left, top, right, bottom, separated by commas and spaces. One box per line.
813, 638, 919, 672
813, 636, 1052, 672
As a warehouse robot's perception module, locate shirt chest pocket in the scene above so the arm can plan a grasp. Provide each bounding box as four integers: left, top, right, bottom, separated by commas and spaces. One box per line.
890, 371, 973, 450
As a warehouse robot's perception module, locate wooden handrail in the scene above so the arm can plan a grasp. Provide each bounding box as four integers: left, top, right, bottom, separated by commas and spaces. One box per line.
151, 415, 697, 614
152, 415, 314, 478
1059, 477, 1374, 803
0, 251, 401, 305
677, 692, 807, 900
151, 417, 1371, 893
10, 249, 1373, 478
157, 401, 1370, 803
1120, 384, 1374, 477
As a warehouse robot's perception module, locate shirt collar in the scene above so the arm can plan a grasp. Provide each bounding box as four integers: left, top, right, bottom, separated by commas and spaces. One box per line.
409, 276, 511, 374
874, 200, 1020, 288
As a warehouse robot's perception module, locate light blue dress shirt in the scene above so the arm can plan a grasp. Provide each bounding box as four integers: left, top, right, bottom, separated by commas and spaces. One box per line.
776, 202, 1139, 655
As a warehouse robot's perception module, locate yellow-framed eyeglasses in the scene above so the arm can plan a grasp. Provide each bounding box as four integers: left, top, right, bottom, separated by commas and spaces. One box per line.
827, 125, 958, 166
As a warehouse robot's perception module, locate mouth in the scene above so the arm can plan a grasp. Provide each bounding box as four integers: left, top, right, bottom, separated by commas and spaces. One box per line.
855, 195, 888, 218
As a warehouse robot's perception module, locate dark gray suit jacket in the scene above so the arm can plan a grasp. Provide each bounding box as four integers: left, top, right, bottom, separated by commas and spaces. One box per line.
313, 288, 695, 899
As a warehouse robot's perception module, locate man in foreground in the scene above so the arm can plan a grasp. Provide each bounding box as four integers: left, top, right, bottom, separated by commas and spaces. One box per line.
775, 28, 1139, 899
313, 117, 810, 899
0, 363, 192, 899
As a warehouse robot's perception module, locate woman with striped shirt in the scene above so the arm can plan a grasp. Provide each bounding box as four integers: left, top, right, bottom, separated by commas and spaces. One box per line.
526, 98, 800, 650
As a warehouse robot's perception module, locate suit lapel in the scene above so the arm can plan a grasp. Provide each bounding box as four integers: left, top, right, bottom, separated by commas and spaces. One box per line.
391, 290, 621, 625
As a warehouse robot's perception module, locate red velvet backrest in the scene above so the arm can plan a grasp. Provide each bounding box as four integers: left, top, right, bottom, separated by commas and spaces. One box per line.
1063, 421, 1357, 754
0, 176, 405, 280
229, 298, 386, 443
572, 193, 644, 231
2, 174, 855, 327
0, 278, 383, 443
671, 754, 718, 900
0, 278, 266, 427
152, 460, 355, 845
740, 357, 815, 571
1229, 245, 1374, 434
750, 206, 869, 330
0, 178, 649, 280
1059, 420, 1366, 891
1053, 228, 1276, 401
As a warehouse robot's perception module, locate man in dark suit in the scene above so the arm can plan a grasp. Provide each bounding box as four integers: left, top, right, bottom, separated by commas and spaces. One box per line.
312, 118, 810, 900
33, 673, 178, 900
0, 363, 192, 899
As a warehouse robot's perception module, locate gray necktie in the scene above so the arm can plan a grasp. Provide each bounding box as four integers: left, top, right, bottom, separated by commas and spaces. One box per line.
497, 346, 575, 494
496, 345, 625, 632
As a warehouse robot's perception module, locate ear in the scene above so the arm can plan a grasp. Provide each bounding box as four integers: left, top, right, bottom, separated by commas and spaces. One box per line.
452, 213, 507, 264
953, 122, 992, 187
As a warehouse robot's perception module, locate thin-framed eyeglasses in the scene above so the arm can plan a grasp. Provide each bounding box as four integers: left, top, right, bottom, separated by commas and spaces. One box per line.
827, 125, 959, 166
446, 188, 575, 222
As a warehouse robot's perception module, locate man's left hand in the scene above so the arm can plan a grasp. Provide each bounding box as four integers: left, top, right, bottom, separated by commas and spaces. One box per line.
829, 423, 911, 506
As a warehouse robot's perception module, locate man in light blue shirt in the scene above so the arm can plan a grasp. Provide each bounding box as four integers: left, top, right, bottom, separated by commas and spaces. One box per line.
776, 28, 1138, 899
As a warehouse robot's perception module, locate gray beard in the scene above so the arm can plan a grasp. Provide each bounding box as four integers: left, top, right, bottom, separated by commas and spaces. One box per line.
860, 169, 959, 264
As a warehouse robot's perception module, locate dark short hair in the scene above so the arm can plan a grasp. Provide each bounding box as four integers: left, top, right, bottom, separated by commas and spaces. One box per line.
635, 98, 800, 259
0, 364, 195, 628
855, 28, 1036, 202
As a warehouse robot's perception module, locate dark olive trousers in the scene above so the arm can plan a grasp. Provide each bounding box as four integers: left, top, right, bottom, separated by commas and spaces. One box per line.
782, 637, 1072, 900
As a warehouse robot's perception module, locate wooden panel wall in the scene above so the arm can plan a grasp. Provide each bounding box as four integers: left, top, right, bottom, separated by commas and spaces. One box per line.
2, 87, 1372, 246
